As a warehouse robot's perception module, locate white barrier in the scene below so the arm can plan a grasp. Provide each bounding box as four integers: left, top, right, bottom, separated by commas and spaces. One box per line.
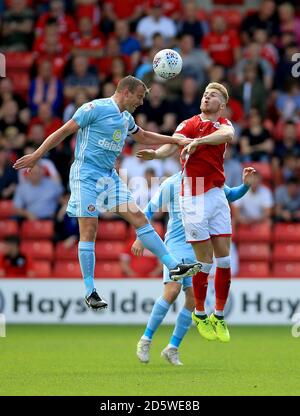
0, 278, 300, 324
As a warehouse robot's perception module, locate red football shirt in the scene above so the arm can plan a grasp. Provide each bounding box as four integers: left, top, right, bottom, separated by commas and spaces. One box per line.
201, 30, 240, 67
175, 114, 233, 195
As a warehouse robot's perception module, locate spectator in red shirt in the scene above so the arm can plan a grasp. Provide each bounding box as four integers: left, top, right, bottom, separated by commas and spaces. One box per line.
35, 0, 77, 41
0, 235, 33, 278
120, 239, 162, 277
33, 19, 70, 78
202, 15, 241, 68
72, 16, 105, 62
29, 102, 63, 138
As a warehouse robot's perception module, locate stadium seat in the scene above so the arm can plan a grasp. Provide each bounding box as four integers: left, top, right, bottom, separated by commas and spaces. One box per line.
97, 220, 127, 240
53, 261, 82, 278
235, 222, 271, 243
20, 220, 54, 240
273, 262, 300, 278
32, 261, 52, 278
95, 261, 123, 278
273, 223, 300, 242
238, 261, 270, 278
20, 241, 54, 260
238, 243, 271, 261
8, 71, 30, 98
5, 51, 34, 71
55, 241, 78, 260
95, 241, 125, 261
273, 243, 300, 262
0, 220, 18, 238
0, 199, 14, 218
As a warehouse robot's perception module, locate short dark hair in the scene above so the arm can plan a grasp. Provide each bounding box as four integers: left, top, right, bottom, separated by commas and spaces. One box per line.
116, 76, 149, 94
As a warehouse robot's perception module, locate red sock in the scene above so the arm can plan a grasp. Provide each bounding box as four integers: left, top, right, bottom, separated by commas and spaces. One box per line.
192, 271, 209, 311
215, 267, 231, 311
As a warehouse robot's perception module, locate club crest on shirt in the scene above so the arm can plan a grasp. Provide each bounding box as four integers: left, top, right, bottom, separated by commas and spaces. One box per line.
113, 129, 122, 142
87, 204, 96, 212
175, 121, 186, 132
213, 121, 221, 129
83, 102, 95, 112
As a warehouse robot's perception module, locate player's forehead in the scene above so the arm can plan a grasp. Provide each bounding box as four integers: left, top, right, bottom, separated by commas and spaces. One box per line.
203, 88, 223, 98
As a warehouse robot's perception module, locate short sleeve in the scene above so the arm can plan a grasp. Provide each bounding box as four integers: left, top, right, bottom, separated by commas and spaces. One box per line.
174, 118, 195, 138
127, 113, 139, 135
72, 101, 98, 129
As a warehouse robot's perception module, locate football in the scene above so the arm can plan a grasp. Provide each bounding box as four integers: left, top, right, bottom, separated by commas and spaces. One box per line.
152, 49, 183, 79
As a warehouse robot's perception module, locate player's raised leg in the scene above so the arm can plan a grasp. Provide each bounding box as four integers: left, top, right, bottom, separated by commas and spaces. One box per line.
117, 202, 201, 279
78, 218, 108, 310
209, 236, 231, 342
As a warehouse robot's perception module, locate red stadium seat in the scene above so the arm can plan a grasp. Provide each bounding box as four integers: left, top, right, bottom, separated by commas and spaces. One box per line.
273, 243, 300, 262
238, 261, 270, 278
235, 222, 271, 243
20, 220, 54, 240
273, 262, 300, 278
0, 200, 15, 218
273, 223, 300, 243
95, 261, 123, 278
32, 261, 52, 278
53, 261, 82, 278
20, 241, 54, 260
55, 241, 78, 260
97, 220, 127, 240
0, 220, 18, 238
5, 52, 34, 71
95, 241, 125, 261
8, 72, 30, 98
238, 243, 271, 261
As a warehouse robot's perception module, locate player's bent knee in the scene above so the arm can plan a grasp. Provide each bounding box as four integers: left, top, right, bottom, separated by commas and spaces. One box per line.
216, 256, 231, 268
163, 284, 181, 303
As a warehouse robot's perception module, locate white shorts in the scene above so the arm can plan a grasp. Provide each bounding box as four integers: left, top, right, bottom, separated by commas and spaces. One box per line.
179, 187, 232, 242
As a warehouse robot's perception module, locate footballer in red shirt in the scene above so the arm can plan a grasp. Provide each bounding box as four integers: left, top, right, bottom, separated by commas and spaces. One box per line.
137, 83, 235, 342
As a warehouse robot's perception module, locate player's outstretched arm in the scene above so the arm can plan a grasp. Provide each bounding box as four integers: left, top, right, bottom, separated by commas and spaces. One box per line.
224, 167, 256, 202
133, 127, 192, 146
13, 120, 79, 171
136, 143, 179, 160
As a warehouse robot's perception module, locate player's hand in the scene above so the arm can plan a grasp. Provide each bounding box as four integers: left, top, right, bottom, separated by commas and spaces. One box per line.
174, 137, 193, 146
136, 149, 156, 160
13, 153, 39, 172
131, 239, 144, 256
181, 140, 198, 158
243, 167, 256, 187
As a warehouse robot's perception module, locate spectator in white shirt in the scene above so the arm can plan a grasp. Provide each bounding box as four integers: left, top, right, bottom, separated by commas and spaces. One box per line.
233, 171, 273, 224
136, 0, 177, 49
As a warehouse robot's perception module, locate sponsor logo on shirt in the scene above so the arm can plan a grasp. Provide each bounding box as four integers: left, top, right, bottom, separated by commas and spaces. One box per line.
113, 129, 122, 142
98, 138, 123, 152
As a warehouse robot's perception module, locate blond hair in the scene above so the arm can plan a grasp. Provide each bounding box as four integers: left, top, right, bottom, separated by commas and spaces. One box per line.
205, 82, 229, 104
116, 76, 149, 94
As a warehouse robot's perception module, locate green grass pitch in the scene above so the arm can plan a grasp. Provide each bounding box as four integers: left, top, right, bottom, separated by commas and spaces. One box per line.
1, 325, 300, 396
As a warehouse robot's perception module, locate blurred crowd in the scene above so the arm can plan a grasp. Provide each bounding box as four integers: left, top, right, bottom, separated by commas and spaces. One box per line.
0, 0, 300, 277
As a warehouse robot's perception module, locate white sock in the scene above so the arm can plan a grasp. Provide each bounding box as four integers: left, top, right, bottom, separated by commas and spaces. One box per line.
141, 335, 151, 341
195, 309, 206, 316
215, 310, 224, 316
